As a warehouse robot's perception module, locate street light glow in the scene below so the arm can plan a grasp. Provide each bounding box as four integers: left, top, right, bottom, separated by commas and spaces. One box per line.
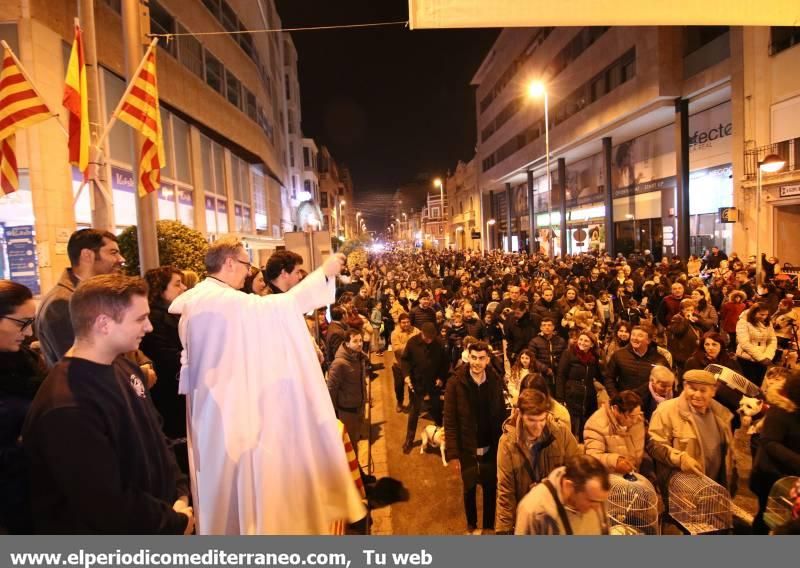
433, 178, 442, 188
487, 218, 496, 226
528, 81, 546, 98
760, 154, 786, 173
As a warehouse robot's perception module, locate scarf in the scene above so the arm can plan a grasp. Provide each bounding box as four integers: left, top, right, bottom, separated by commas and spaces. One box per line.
572, 344, 596, 365
649, 382, 673, 404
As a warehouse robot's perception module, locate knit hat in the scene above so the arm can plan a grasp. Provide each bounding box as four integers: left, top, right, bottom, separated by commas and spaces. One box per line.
420, 322, 437, 337
683, 369, 717, 386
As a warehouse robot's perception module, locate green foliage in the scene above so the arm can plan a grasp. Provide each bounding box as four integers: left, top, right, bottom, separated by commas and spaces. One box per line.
339, 233, 373, 257
118, 220, 209, 276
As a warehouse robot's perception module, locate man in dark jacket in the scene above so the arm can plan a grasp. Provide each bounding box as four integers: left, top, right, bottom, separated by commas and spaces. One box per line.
505, 300, 535, 363
23, 274, 192, 534
462, 302, 485, 340
527, 317, 567, 389
37, 229, 125, 367
656, 282, 685, 328
325, 306, 349, 366
409, 292, 437, 329
531, 288, 562, 332
327, 329, 368, 452
400, 323, 450, 453
444, 341, 506, 534
605, 324, 669, 397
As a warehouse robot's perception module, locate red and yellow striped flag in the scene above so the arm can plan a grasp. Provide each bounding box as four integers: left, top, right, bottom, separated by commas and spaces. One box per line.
116, 47, 165, 197
63, 24, 89, 178
0, 47, 52, 194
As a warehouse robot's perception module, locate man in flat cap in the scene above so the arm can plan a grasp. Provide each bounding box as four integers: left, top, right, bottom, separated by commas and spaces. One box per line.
647, 369, 737, 498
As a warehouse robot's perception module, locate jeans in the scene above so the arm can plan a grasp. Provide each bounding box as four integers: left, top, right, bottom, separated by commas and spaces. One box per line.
392, 364, 405, 406
404, 384, 443, 443
461, 454, 497, 530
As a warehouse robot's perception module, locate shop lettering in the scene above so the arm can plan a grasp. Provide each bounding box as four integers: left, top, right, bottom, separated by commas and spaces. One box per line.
689, 123, 732, 147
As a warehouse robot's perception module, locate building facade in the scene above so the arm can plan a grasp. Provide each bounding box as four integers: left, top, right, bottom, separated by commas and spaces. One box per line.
422, 191, 447, 248
0, 0, 300, 291
473, 26, 736, 259
446, 159, 482, 250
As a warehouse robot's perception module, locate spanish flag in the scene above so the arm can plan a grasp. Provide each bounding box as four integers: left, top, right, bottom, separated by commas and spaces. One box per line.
63, 24, 89, 178
116, 46, 165, 197
0, 46, 52, 194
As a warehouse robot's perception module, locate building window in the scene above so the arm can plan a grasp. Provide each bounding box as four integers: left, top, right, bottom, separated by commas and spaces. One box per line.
288, 110, 296, 134
321, 192, 328, 208
243, 87, 257, 121
285, 73, 291, 99
204, 52, 223, 94
177, 24, 203, 78
226, 72, 241, 108
148, 1, 176, 56
304, 180, 311, 194
292, 175, 297, 190
289, 142, 295, 167
219, 0, 239, 33
102, 0, 121, 13
303, 147, 310, 168
771, 27, 800, 55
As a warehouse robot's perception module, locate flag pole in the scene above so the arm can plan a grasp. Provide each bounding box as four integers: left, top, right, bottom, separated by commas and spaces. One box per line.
94, 37, 158, 151
0, 40, 69, 139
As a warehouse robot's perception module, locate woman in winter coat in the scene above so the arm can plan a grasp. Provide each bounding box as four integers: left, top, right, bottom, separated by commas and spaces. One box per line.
690, 288, 719, 332
583, 390, 646, 475
604, 321, 632, 364
505, 348, 534, 408
0, 280, 44, 534
720, 290, 748, 348
736, 303, 778, 386
556, 330, 603, 439
750, 373, 800, 533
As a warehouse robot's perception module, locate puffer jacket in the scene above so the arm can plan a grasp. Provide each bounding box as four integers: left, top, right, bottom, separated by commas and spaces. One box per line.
556, 346, 602, 420
647, 394, 736, 493
326, 344, 367, 410
495, 412, 579, 534
736, 315, 777, 363
530, 299, 562, 330
583, 405, 645, 471
527, 333, 567, 377
666, 315, 701, 368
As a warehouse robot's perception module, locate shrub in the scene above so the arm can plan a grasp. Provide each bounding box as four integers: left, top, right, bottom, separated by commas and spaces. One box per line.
118, 220, 209, 276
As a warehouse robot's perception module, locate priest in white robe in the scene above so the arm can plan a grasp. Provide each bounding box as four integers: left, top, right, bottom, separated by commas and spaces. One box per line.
169, 237, 365, 534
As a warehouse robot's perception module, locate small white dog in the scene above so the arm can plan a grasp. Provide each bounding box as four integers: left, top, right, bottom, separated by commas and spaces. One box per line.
420, 425, 448, 466
737, 395, 768, 435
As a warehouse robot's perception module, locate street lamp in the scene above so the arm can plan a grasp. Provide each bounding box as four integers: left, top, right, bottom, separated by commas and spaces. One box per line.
756, 153, 786, 283
528, 80, 553, 255
486, 218, 496, 250
355, 211, 361, 234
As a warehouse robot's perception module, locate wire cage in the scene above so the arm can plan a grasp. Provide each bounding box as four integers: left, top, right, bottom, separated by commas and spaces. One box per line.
765, 476, 799, 530
668, 472, 733, 534
704, 364, 761, 397
606, 473, 660, 535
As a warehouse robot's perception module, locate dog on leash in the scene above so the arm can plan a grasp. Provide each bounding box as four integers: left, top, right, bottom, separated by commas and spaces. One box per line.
420, 425, 448, 466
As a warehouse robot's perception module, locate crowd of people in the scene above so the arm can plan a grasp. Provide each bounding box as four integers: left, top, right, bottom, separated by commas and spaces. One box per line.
1, 229, 800, 535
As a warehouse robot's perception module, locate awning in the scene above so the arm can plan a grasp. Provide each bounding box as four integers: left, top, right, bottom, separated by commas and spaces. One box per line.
407, 0, 800, 28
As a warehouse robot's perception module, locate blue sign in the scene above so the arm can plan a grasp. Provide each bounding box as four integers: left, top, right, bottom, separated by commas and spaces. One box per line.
5, 224, 39, 294
111, 166, 136, 194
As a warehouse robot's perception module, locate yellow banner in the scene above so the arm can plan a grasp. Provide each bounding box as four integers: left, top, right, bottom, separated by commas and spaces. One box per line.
408, 0, 800, 28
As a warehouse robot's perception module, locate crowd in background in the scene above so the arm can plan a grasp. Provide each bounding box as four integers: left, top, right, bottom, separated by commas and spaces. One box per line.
2, 229, 800, 535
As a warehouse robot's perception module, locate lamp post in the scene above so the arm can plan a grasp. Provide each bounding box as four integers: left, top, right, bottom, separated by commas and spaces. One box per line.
339, 200, 346, 239
756, 153, 786, 283
486, 218, 496, 250
355, 211, 361, 235
402, 212, 408, 241
528, 81, 552, 254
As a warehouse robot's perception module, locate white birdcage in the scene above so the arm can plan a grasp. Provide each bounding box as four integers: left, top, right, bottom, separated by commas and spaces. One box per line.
606, 473, 660, 535
704, 364, 761, 397
668, 472, 733, 534
765, 476, 799, 530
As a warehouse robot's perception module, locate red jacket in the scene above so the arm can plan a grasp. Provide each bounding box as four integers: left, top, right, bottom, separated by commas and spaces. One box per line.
720, 301, 747, 333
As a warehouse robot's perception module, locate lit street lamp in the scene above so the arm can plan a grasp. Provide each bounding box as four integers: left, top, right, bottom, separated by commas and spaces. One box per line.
528, 81, 553, 255
339, 200, 346, 239
756, 153, 786, 283
356, 211, 361, 234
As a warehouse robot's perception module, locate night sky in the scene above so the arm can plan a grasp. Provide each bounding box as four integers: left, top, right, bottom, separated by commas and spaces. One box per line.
274, 1, 499, 230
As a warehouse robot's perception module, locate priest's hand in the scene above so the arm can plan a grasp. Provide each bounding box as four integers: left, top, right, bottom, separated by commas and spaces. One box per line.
180, 506, 195, 535
323, 253, 346, 278
173, 497, 190, 512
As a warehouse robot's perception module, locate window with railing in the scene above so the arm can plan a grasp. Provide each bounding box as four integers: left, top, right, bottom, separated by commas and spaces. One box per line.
743, 138, 800, 179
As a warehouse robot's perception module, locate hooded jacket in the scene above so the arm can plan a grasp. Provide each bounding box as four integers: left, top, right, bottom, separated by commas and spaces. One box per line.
495, 412, 578, 534
327, 344, 367, 410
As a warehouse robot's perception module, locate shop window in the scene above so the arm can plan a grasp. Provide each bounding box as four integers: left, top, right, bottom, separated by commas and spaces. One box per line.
253, 168, 268, 232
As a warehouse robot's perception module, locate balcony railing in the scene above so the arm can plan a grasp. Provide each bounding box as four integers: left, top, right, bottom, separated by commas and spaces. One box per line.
744, 138, 800, 179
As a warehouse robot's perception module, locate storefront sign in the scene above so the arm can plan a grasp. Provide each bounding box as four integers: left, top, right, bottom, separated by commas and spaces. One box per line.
719, 207, 738, 223
471, 231, 481, 239
5, 225, 39, 294
613, 175, 677, 199
779, 185, 800, 198
111, 167, 135, 194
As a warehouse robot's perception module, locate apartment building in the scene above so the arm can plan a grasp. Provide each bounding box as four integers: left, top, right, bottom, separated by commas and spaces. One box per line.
446, 159, 482, 250
0, 0, 297, 290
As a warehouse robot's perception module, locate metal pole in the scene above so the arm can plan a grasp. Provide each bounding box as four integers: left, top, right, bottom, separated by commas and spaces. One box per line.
602, 137, 614, 256
121, 0, 159, 274
527, 170, 535, 254
756, 165, 762, 284
544, 91, 552, 256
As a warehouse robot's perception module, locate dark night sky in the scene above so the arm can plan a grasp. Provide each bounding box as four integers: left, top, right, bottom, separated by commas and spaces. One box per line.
274, 1, 499, 230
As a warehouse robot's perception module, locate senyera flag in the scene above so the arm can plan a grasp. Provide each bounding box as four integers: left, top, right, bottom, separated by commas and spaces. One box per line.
63, 23, 89, 179
0, 45, 52, 194
116, 44, 165, 197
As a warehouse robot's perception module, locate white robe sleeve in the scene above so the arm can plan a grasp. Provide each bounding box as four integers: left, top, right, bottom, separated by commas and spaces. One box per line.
282, 267, 336, 313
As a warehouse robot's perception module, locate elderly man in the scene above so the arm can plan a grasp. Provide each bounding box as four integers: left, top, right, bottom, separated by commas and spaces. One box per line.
604, 324, 669, 398
636, 365, 677, 422
647, 369, 736, 498
515, 454, 610, 535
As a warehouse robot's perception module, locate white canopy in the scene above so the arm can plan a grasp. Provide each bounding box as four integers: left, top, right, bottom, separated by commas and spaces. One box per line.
407, 0, 800, 28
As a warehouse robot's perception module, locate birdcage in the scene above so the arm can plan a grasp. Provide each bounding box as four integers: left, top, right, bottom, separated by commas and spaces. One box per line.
764, 476, 799, 530
668, 472, 733, 534
704, 364, 761, 397
606, 473, 660, 535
